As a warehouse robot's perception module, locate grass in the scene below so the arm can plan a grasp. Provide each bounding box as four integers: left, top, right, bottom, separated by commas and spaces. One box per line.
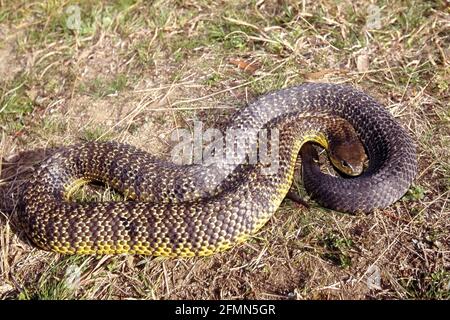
79, 74, 129, 98
0, 0, 449, 300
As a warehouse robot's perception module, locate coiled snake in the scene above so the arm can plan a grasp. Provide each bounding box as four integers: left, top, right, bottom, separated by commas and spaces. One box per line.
20, 83, 417, 256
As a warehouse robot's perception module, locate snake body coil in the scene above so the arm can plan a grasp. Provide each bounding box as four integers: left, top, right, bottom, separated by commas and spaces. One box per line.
20, 83, 417, 256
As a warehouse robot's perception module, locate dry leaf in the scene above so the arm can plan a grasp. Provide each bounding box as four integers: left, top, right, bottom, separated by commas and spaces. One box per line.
229, 58, 260, 74
303, 68, 335, 80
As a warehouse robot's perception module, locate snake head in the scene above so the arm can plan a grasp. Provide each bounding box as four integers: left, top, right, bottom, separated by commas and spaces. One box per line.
328, 140, 367, 176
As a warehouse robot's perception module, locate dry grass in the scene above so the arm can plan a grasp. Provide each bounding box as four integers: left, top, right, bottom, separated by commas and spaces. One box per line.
0, 0, 449, 299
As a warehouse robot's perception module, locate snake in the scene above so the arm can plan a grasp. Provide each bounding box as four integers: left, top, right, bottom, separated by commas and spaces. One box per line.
19, 83, 417, 256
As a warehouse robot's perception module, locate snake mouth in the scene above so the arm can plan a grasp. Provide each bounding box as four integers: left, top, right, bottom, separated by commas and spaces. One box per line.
329, 156, 365, 176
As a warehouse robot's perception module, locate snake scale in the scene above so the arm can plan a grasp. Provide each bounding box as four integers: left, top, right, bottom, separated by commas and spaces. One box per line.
20, 83, 417, 256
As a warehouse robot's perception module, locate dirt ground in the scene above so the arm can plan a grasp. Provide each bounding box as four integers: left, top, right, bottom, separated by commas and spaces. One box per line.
0, 0, 449, 299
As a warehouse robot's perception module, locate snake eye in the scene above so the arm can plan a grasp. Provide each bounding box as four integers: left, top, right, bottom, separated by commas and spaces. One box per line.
341, 160, 350, 168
